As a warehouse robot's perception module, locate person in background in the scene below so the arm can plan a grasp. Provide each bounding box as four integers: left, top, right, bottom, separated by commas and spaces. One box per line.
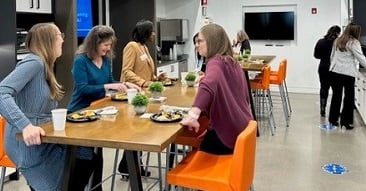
67, 25, 140, 190
118, 19, 163, 180
181, 23, 253, 154
120, 19, 167, 87
232, 29, 251, 54
314, 25, 341, 117
0, 23, 66, 191
328, 22, 366, 130
193, 32, 206, 73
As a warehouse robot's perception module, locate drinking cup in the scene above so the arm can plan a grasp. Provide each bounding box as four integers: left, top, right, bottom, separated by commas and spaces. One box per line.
127, 89, 138, 104
51, 108, 67, 131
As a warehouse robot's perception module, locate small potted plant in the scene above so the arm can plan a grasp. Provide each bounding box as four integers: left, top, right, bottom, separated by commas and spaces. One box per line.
148, 81, 164, 99
131, 93, 149, 115
185, 72, 197, 87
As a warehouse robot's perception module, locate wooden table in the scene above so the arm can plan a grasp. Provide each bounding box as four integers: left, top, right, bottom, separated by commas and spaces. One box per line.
241, 55, 275, 71
249, 55, 276, 63
17, 83, 198, 191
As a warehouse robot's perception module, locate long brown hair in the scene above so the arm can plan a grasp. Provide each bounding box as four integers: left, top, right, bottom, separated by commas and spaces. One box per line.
237, 30, 250, 43
76, 25, 116, 59
200, 23, 233, 59
25, 23, 64, 100
335, 23, 361, 52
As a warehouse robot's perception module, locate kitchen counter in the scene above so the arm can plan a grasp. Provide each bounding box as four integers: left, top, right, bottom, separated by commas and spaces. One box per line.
158, 54, 189, 66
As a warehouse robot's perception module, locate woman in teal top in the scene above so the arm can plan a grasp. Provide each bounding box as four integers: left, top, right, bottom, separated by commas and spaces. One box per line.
67, 25, 140, 190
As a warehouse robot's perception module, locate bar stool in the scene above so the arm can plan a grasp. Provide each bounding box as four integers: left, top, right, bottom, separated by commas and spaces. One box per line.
269, 59, 291, 127
166, 120, 257, 191
250, 65, 275, 135
0, 116, 16, 191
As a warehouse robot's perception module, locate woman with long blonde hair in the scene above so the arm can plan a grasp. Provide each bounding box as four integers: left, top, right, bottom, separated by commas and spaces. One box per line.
0, 22, 66, 190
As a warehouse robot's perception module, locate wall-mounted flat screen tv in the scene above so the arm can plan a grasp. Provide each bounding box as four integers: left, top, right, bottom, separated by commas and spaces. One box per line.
244, 11, 295, 40
77, 0, 96, 38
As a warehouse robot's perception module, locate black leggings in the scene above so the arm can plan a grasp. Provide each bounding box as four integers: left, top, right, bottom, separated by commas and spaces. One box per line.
68, 148, 103, 191
199, 129, 233, 155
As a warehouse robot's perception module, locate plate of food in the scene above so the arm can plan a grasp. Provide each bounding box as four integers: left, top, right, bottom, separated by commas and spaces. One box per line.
66, 110, 99, 122
111, 93, 128, 101
162, 79, 174, 86
150, 111, 183, 123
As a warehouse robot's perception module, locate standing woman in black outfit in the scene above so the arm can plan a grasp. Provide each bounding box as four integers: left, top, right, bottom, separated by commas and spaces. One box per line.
314, 25, 341, 117
232, 30, 251, 54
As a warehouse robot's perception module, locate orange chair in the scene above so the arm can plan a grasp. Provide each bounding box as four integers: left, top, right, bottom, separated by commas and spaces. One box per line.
250, 65, 275, 135
269, 59, 292, 114
164, 116, 209, 191
166, 120, 257, 191
269, 59, 290, 127
0, 116, 16, 191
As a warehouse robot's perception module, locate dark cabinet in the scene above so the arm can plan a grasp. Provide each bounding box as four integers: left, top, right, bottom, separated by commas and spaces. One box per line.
353, 0, 366, 45
0, 0, 16, 81
109, 0, 156, 80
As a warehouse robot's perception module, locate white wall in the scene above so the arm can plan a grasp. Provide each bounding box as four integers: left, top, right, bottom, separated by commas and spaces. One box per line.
156, 0, 349, 94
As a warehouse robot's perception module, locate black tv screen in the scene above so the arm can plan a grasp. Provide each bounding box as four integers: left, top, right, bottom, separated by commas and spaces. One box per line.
244, 11, 295, 40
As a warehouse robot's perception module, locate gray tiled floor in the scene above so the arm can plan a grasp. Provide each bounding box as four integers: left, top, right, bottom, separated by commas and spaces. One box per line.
4, 93, 366, 191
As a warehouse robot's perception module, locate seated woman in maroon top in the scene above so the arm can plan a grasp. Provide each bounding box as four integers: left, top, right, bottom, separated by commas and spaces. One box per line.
180, 24, 253, 155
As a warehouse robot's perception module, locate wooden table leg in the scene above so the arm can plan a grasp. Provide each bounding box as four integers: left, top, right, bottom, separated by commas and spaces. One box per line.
125, 150, 143, 191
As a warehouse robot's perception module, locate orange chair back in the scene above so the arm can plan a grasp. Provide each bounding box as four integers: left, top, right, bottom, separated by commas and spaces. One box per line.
282, 59, 288, 79
250, 65, 271, 90
0, 117, 5, 159
0, 116, 16, 168
229, 120, 257, 191
270, 60, 286, 84
173, 115, 209, 148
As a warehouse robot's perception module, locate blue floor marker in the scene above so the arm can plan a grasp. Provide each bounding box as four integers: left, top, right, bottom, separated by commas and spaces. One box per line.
319, 122, 337, 130
322, 163, 348, 174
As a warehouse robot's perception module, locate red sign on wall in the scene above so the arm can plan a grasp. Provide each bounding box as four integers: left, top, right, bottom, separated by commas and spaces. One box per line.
201, 0, 207, 6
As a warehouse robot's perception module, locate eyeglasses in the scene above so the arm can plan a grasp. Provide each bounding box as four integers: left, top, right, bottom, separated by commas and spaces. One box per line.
196, 38, 205, 44
57, 33, 65, 39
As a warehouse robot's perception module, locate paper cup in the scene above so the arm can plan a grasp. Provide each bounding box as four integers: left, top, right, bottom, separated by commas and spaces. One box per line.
51, 108, 67, 131
127, 89, 138, 104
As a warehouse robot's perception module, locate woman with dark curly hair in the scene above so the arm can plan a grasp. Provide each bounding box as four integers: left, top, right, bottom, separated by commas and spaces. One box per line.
314, 25, 341, 117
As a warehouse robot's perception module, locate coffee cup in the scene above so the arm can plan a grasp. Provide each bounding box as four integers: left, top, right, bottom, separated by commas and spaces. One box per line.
51, 108, 67, 131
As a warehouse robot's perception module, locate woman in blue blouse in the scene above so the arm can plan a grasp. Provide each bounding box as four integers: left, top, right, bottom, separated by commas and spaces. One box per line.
0, 23, 66, 191
67, 25, 140, 190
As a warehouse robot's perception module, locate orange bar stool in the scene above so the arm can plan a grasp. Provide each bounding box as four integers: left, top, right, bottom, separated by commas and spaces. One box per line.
166, 120, 257, 191
250, 65, 275, 135
269, 59, 291, 127
271, 59, 292, 114
0, 116, 16, 191
163, 115, 209, 191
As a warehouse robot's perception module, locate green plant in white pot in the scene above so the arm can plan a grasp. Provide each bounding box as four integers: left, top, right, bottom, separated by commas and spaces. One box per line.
185, 72, 197, 87
148, 81, 163, 99
131, 93, 149, 115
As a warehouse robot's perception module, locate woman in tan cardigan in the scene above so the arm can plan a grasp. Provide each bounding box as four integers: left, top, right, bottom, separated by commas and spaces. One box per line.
120, 19, 166, 87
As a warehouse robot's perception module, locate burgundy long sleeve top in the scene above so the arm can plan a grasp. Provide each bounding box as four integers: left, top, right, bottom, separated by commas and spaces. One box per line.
193, 54, 253, 149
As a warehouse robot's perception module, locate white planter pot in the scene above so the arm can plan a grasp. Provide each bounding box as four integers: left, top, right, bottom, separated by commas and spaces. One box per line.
186, 81, 195, 87
134, 105, 147, 115
151, 91, 162, 99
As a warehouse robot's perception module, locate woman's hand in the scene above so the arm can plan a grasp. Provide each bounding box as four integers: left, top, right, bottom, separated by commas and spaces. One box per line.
180, 107, 202, 133
197, 72, 205, 82
124, 82, 141, 92
22, 124, 45, 146
180, 116, 200, 133
157, 72, 168, 81
105, 83, 128, 93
